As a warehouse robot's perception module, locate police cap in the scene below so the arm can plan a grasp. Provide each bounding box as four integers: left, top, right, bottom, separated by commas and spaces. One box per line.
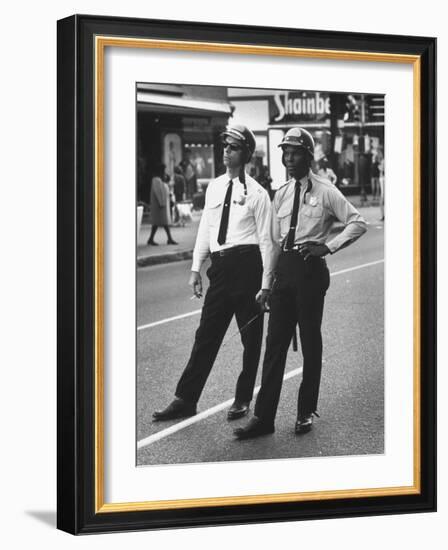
278, 127, 315, 157
221, 124, 256, 162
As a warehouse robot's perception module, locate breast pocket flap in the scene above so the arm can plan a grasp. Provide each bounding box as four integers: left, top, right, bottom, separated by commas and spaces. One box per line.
277, 204, 292, 219
206, 199, 223, 227
206, 198, 223, 210
302, 204, 323, 218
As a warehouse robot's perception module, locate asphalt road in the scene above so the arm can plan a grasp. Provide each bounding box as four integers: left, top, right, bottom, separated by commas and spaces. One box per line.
136, 222, 384, 466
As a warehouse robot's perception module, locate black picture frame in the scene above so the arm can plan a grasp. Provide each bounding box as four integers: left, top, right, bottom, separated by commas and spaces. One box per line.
57, 14, 436, 535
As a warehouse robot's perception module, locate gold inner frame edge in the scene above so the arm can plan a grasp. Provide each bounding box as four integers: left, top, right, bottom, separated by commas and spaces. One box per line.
94, 35, 421, 514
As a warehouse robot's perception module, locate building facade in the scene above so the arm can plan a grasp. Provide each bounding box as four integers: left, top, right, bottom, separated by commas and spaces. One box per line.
137, 84, 233, 204
229, 87, 385, 194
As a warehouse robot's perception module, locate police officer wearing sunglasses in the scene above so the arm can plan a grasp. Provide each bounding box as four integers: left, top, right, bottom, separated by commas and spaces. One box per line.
234, 127, 367, 440
153, 125, 272, 422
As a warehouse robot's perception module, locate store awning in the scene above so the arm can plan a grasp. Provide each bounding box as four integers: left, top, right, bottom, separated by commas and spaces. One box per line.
137, 92, 233, 116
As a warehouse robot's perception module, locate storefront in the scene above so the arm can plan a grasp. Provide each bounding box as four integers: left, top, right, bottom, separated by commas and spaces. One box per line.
267, 90, 385, 194
137, 84, 233, 204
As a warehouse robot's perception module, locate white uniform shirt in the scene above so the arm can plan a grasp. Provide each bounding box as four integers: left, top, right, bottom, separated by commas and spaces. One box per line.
191, 172, 273, 289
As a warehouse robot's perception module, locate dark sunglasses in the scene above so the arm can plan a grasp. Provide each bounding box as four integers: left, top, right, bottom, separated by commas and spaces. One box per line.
222, 141, 242, 152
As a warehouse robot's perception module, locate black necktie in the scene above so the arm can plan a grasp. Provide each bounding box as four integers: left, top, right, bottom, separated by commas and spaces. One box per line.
284, 179, 301, 250
217, 180, 233, 245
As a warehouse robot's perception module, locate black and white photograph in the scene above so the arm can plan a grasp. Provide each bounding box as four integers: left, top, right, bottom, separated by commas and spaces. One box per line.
0, 0, 442, 543
136, 83, 385, 467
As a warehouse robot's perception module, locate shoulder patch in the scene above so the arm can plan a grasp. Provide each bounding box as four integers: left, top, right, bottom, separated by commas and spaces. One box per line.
245, 175, 269, 198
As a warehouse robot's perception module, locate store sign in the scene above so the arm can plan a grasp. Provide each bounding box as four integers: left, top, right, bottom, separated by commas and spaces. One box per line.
182, 117, 210, 128
270, 91, 330, 124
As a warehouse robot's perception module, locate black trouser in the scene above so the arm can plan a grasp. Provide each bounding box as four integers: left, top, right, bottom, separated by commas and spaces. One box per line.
254, 251, 330, 425
175, 246, 264, 405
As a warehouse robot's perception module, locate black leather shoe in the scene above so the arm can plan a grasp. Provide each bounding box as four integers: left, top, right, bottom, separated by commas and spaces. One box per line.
227, 400, 250, 420
152, 398, 196, 421
295, 414, 314, 434
233, 417, 274, 440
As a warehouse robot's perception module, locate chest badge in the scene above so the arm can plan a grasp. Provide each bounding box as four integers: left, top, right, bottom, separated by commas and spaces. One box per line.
309, 195, 318, 207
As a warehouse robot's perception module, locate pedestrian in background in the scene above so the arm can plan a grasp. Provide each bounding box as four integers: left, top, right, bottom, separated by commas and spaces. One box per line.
173, 166, 186, 203
379, 157, 385, 220
153, 125, 272, 422
317, 157, 338, 186
172, 166, 187, 225
235, 127, 367, 440
179, 149, 197, 199
370, 155, 380, 200
147, 163, 178, 246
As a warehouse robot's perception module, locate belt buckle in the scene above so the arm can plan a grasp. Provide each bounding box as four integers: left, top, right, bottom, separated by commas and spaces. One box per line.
219, 249, 226, 257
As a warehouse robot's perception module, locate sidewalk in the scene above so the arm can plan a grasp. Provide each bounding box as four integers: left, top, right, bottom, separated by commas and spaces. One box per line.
137, 197, 383, 268
137, 211, 202, 267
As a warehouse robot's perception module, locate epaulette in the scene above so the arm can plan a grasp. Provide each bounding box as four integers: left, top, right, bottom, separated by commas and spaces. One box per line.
277, 178, 293, 190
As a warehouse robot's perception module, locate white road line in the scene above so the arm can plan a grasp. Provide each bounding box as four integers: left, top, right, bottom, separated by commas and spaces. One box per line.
137, 367, 302, 450
329, 258, 384, 276
137, 259, 384, 332
137, 309, 202, 331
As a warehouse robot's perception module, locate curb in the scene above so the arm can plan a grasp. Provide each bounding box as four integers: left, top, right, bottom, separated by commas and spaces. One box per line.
137, 249, 193, 267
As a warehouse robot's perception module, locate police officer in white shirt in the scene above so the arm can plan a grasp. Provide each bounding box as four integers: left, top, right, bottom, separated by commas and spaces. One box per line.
153, 125, 272, 422
234, 127, 367, 439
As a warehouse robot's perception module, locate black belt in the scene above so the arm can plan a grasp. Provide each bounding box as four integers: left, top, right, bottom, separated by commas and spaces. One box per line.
211, 244, 258, 259
283, 243, 322, 254
281, 247, 327, 265
282, 244, 303, 254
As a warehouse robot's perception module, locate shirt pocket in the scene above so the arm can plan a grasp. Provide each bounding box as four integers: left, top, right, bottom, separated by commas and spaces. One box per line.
277, 204, 292, 235
301, 203, 324, 218
206, 198, 223, 228
231, 200, 249, 223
